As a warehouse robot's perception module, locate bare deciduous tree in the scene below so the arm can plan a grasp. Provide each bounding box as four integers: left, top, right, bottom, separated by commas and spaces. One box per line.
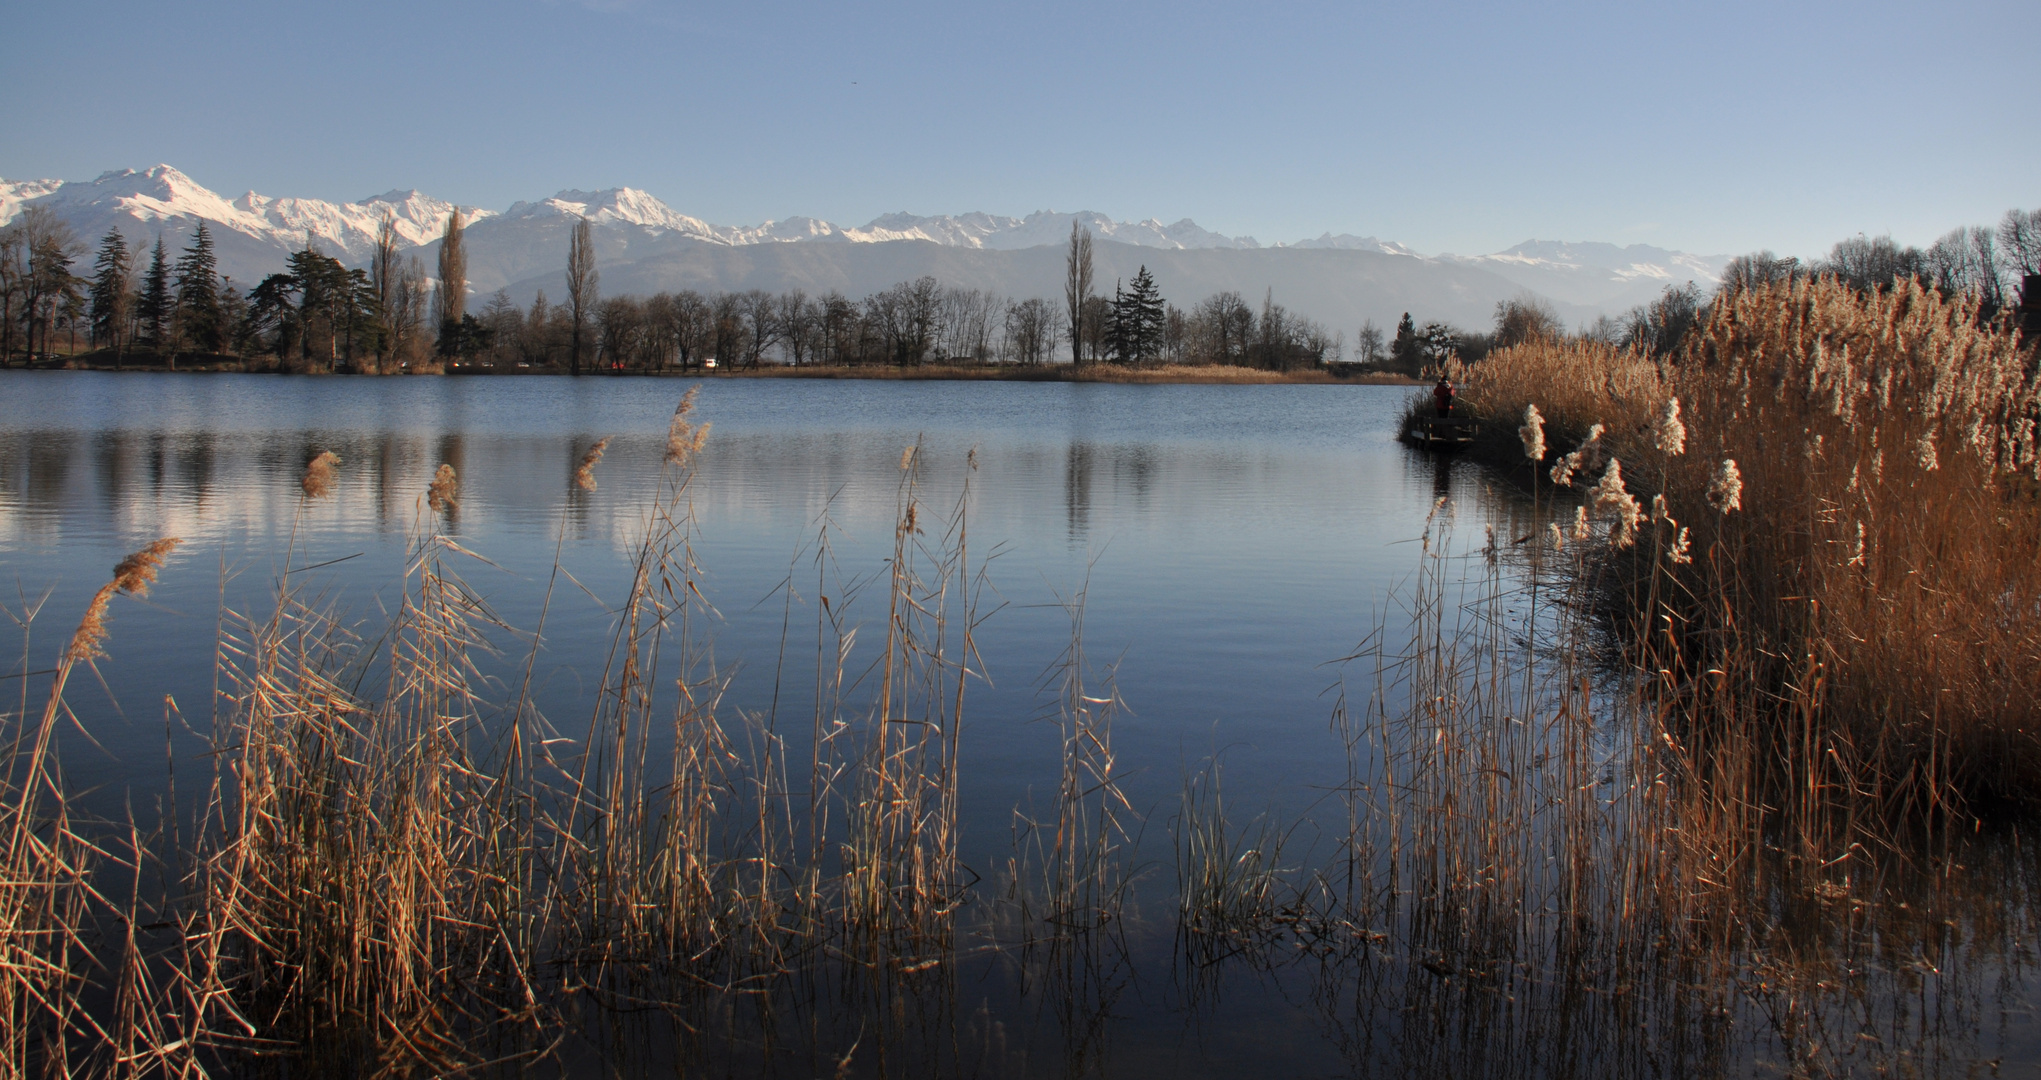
1492, 295, 1562, 349
1003, 297, 1058, 365
1065, 221, 1093, 365
1356, 319, 1385, 366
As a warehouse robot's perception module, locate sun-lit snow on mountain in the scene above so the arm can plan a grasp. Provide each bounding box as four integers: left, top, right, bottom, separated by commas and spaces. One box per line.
488, 197, 1265, 251
0, 164, 1734, 320
1455, 240, 1730, 285
1284, 233, 1423, 257
501, 187, 723, 238
0, 166, 488, 261
826, 210, 1260, 250
0, 177, 64, 225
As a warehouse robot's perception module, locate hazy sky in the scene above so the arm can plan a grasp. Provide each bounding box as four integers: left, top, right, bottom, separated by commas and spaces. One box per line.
4, 0, 2034, 259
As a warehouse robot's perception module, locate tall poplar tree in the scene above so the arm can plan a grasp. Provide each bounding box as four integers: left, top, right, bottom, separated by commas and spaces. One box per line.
566, 215, 598, 376
370, 211, 400, 370
1064, 221, 1093, 365
435, 209, 467, 358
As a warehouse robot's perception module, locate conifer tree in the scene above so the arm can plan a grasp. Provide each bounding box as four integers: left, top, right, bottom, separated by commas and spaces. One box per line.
285, 242, 355, 371
1390, 311, 1420, 373
89, 229, 132, 363
1123, 265, 1165, 361
137, 238, 172, 355
218, 277, 253, 355
174, 222, 222, 353
1108, 279, 1129, 362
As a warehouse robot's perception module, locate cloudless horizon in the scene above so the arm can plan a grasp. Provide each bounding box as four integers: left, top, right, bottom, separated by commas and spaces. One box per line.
4, 0, 2035, 261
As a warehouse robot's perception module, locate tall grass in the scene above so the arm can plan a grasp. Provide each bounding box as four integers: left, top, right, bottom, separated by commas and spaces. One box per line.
1168, 508, 2038, 1077
1460, 277, 2041, 818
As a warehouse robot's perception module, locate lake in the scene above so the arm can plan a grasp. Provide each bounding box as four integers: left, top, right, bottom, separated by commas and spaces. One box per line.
1, 371, 2033, 1078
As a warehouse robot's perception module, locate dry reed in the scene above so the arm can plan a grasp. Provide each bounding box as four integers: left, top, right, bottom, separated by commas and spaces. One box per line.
1462, 276, 2041, 818
300, 451, 340, 499
1, 538, 179, 1074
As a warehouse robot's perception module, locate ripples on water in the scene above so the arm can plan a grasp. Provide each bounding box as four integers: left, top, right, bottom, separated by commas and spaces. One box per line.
0, 371, 2035, 1077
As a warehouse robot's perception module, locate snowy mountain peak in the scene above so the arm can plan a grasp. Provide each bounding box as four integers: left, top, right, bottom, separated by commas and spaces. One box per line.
1476, 239, 1732, 285
1, 164, 1737, 320
504, 187, 715, 236
0, 165, 491, 268
1284, 233, 1423, 257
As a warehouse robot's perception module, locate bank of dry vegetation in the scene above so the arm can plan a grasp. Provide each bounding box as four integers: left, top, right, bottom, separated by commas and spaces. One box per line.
1450, 276, 2041, 816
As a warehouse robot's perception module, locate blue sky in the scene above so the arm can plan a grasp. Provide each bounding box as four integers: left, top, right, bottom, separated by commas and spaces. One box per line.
4, 0, 2034, 259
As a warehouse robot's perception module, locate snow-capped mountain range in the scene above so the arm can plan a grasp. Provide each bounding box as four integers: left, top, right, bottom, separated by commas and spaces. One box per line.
0, 164, 1732, 322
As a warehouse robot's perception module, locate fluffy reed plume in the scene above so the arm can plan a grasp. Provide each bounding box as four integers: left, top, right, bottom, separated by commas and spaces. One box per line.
301, 450, 341, 498
427, 462, 459, 513
1654, 397, 1686, 455
573, 436, 611, 491
1519, 404, 1546, 461
1915, 432, 1940, 472
665, 386, 710, 465
1704, 458, 1742, 514
65, 539, 181, 663
1587, 459, 1643, 547
1548, 423, 1603, 487
1667, 526, 1692, 564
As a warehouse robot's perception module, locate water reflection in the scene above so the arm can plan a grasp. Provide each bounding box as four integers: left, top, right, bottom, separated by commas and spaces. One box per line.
0, 371, 2032, 1077
1065, 439, 1093, 542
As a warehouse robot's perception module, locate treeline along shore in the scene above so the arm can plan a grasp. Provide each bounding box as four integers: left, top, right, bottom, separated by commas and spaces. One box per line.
3, 207, 1377, 378
9, 200, 2032, 385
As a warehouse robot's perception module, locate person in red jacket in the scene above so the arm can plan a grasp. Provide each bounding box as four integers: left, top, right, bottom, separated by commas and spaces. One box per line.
1432, 376, 1455, 418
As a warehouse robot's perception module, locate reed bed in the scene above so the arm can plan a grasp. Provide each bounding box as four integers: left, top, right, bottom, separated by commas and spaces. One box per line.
1168, 511, 2038, 1077
0, 367, 2034, 1076
1447, 277, 2041, 820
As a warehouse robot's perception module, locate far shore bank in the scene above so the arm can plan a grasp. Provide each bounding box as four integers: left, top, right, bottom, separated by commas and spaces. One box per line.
2, 354, 1422, 386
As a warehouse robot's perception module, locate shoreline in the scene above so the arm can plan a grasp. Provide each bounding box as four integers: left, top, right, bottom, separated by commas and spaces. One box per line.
2, 355, 1421, 386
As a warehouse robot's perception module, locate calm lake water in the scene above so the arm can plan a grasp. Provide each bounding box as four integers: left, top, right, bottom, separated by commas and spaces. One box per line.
0, 372, 1482, 843
2, 371, 2035, 1078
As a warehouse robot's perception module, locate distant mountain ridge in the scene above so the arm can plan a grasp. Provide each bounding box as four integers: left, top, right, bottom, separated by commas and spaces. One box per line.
0, 164, 1732, 325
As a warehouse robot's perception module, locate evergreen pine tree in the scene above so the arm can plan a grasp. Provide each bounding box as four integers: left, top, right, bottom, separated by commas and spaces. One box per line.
89, 229, 132, 362
218, 277, 252, 356
137, 238, 172, 354
1124, 265, 1165, 361
286, 242, 353, 371
1108, 279, 1130, 362
1390, 311, 1420, 373
174, 222, 222, 353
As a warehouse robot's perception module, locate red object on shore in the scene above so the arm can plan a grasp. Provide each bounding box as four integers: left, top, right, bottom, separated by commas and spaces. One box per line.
1432, 379, 1455, 417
